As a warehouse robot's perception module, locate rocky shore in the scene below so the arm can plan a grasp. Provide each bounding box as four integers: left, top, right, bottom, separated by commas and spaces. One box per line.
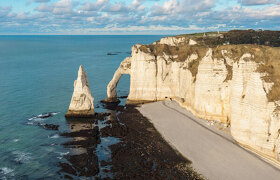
108, 105, 202, 179
139, 101, 280, 180
57, 102, 203, 179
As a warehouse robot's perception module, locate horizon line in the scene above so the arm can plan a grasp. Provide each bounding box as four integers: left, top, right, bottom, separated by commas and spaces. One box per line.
0, 34, 169, 36
1, 29, 278, 36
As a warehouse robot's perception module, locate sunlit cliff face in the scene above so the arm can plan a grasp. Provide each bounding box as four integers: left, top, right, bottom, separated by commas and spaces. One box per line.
106, 32, 280, 162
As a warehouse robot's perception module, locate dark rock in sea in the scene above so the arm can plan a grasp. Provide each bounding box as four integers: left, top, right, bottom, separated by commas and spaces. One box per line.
94, 112, 111, 121
103, 97, 120, 104
27, 112, 59, 127
61, 126, 99, 138
107, 53, 118, 55
100, 160, 112, 167
64, 174, 74, 180
118, 96, 128, 99
37, 113, 52, 118
100, 120, 127, 138
58, 162, 77, 176
58, 124, 100, 177
42, 124, 59, 130
99, 100, 121, 110
40, 143, 58, 146
65, 152, 99, 177
36, 123, 59, 130
61, 126, 100, 161
102, 169, 110, 173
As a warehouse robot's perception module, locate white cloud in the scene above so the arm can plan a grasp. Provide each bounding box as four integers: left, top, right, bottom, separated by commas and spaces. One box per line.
231, 4, 280, 18
87, 17, 94, 21
26, 0, 50, 5
105, 2, 129, 12
208, 24, 226, 30
152, 0, 216, 16
56, 24, 205, 34
1, 0, 280, 34
36, 3, 52, 12
36, 0, 78, 15
81, 0, 109, 11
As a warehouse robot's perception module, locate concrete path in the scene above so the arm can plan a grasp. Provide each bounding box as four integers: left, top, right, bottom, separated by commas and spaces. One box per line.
138, 101, 280, 180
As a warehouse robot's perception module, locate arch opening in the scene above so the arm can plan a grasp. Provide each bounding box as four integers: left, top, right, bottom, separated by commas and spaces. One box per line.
105, 57, 131, 102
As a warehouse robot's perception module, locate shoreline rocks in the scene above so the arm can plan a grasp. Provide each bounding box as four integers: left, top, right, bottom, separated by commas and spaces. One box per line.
65, 65, 95, 118
107, 52, 118, 55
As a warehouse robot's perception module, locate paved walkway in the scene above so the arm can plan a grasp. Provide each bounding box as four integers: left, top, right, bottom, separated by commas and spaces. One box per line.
138, 101, 280, 180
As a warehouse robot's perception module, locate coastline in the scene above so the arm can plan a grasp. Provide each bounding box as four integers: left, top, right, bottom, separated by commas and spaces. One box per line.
106, 104, 204, 179
56, 101, 204, 179
138, 100, 280, 180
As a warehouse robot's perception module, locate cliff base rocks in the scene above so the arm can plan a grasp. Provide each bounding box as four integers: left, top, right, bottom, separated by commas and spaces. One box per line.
59, 102, 203, 179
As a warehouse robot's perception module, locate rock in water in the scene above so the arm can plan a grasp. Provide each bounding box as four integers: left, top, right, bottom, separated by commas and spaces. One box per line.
65, 65, 95, 118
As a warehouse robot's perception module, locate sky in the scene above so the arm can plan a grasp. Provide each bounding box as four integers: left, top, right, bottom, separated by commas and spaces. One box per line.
0, 0, 279, 35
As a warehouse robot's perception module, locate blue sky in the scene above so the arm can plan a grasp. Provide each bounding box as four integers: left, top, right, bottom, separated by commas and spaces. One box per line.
0, 0, 279, 35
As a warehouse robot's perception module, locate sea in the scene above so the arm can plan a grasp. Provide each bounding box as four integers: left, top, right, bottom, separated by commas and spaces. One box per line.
0, 35, 164, 179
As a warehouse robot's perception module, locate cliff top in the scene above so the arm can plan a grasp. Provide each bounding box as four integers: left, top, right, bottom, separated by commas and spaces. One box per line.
136, 30, 280, 102
177, 29, 280, 47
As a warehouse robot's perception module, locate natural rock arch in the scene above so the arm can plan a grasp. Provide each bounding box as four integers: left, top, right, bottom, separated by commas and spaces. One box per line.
105, 57, 131, 102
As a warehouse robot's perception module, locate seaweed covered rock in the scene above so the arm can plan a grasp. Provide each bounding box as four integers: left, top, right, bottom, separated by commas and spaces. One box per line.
66, 65, 95, 118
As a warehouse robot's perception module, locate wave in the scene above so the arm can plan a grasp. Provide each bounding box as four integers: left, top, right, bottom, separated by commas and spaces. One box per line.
56, 151, 69, 160
0, 167, 15, 179
12, 139, 19, 143
50, 112, 59, 116
12, 151, 32, 164
28, 112, 60, 121
48, 134, 59, 139
27, 112, 60, 125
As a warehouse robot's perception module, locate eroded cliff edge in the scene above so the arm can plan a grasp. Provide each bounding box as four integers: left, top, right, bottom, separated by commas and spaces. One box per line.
106, 30, 280, 163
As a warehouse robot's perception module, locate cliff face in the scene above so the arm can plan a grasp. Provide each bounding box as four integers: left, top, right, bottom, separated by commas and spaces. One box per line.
107, 35, 280, 162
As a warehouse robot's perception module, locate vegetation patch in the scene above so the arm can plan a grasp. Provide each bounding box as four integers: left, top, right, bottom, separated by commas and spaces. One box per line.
187, 58, 200, 78
139, 44, 208, 79
224, 63, 233, 82
179, 29, 280, 47
256, 48, 280, 101
213, 45, 280, 101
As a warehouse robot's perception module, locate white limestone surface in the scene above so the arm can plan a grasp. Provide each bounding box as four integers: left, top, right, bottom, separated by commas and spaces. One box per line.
66, 65, 94, 117
106, 36, 280, 162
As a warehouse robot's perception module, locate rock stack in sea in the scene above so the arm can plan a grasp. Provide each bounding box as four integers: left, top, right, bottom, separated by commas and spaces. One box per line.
65, 65, 95, 118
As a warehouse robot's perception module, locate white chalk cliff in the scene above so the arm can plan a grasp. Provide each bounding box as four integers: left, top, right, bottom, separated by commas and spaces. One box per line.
106, 36, 280, 162
66, 65, 95, 117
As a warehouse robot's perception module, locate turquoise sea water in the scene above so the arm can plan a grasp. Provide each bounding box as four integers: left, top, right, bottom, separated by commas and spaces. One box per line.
0, 35, 163, 179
